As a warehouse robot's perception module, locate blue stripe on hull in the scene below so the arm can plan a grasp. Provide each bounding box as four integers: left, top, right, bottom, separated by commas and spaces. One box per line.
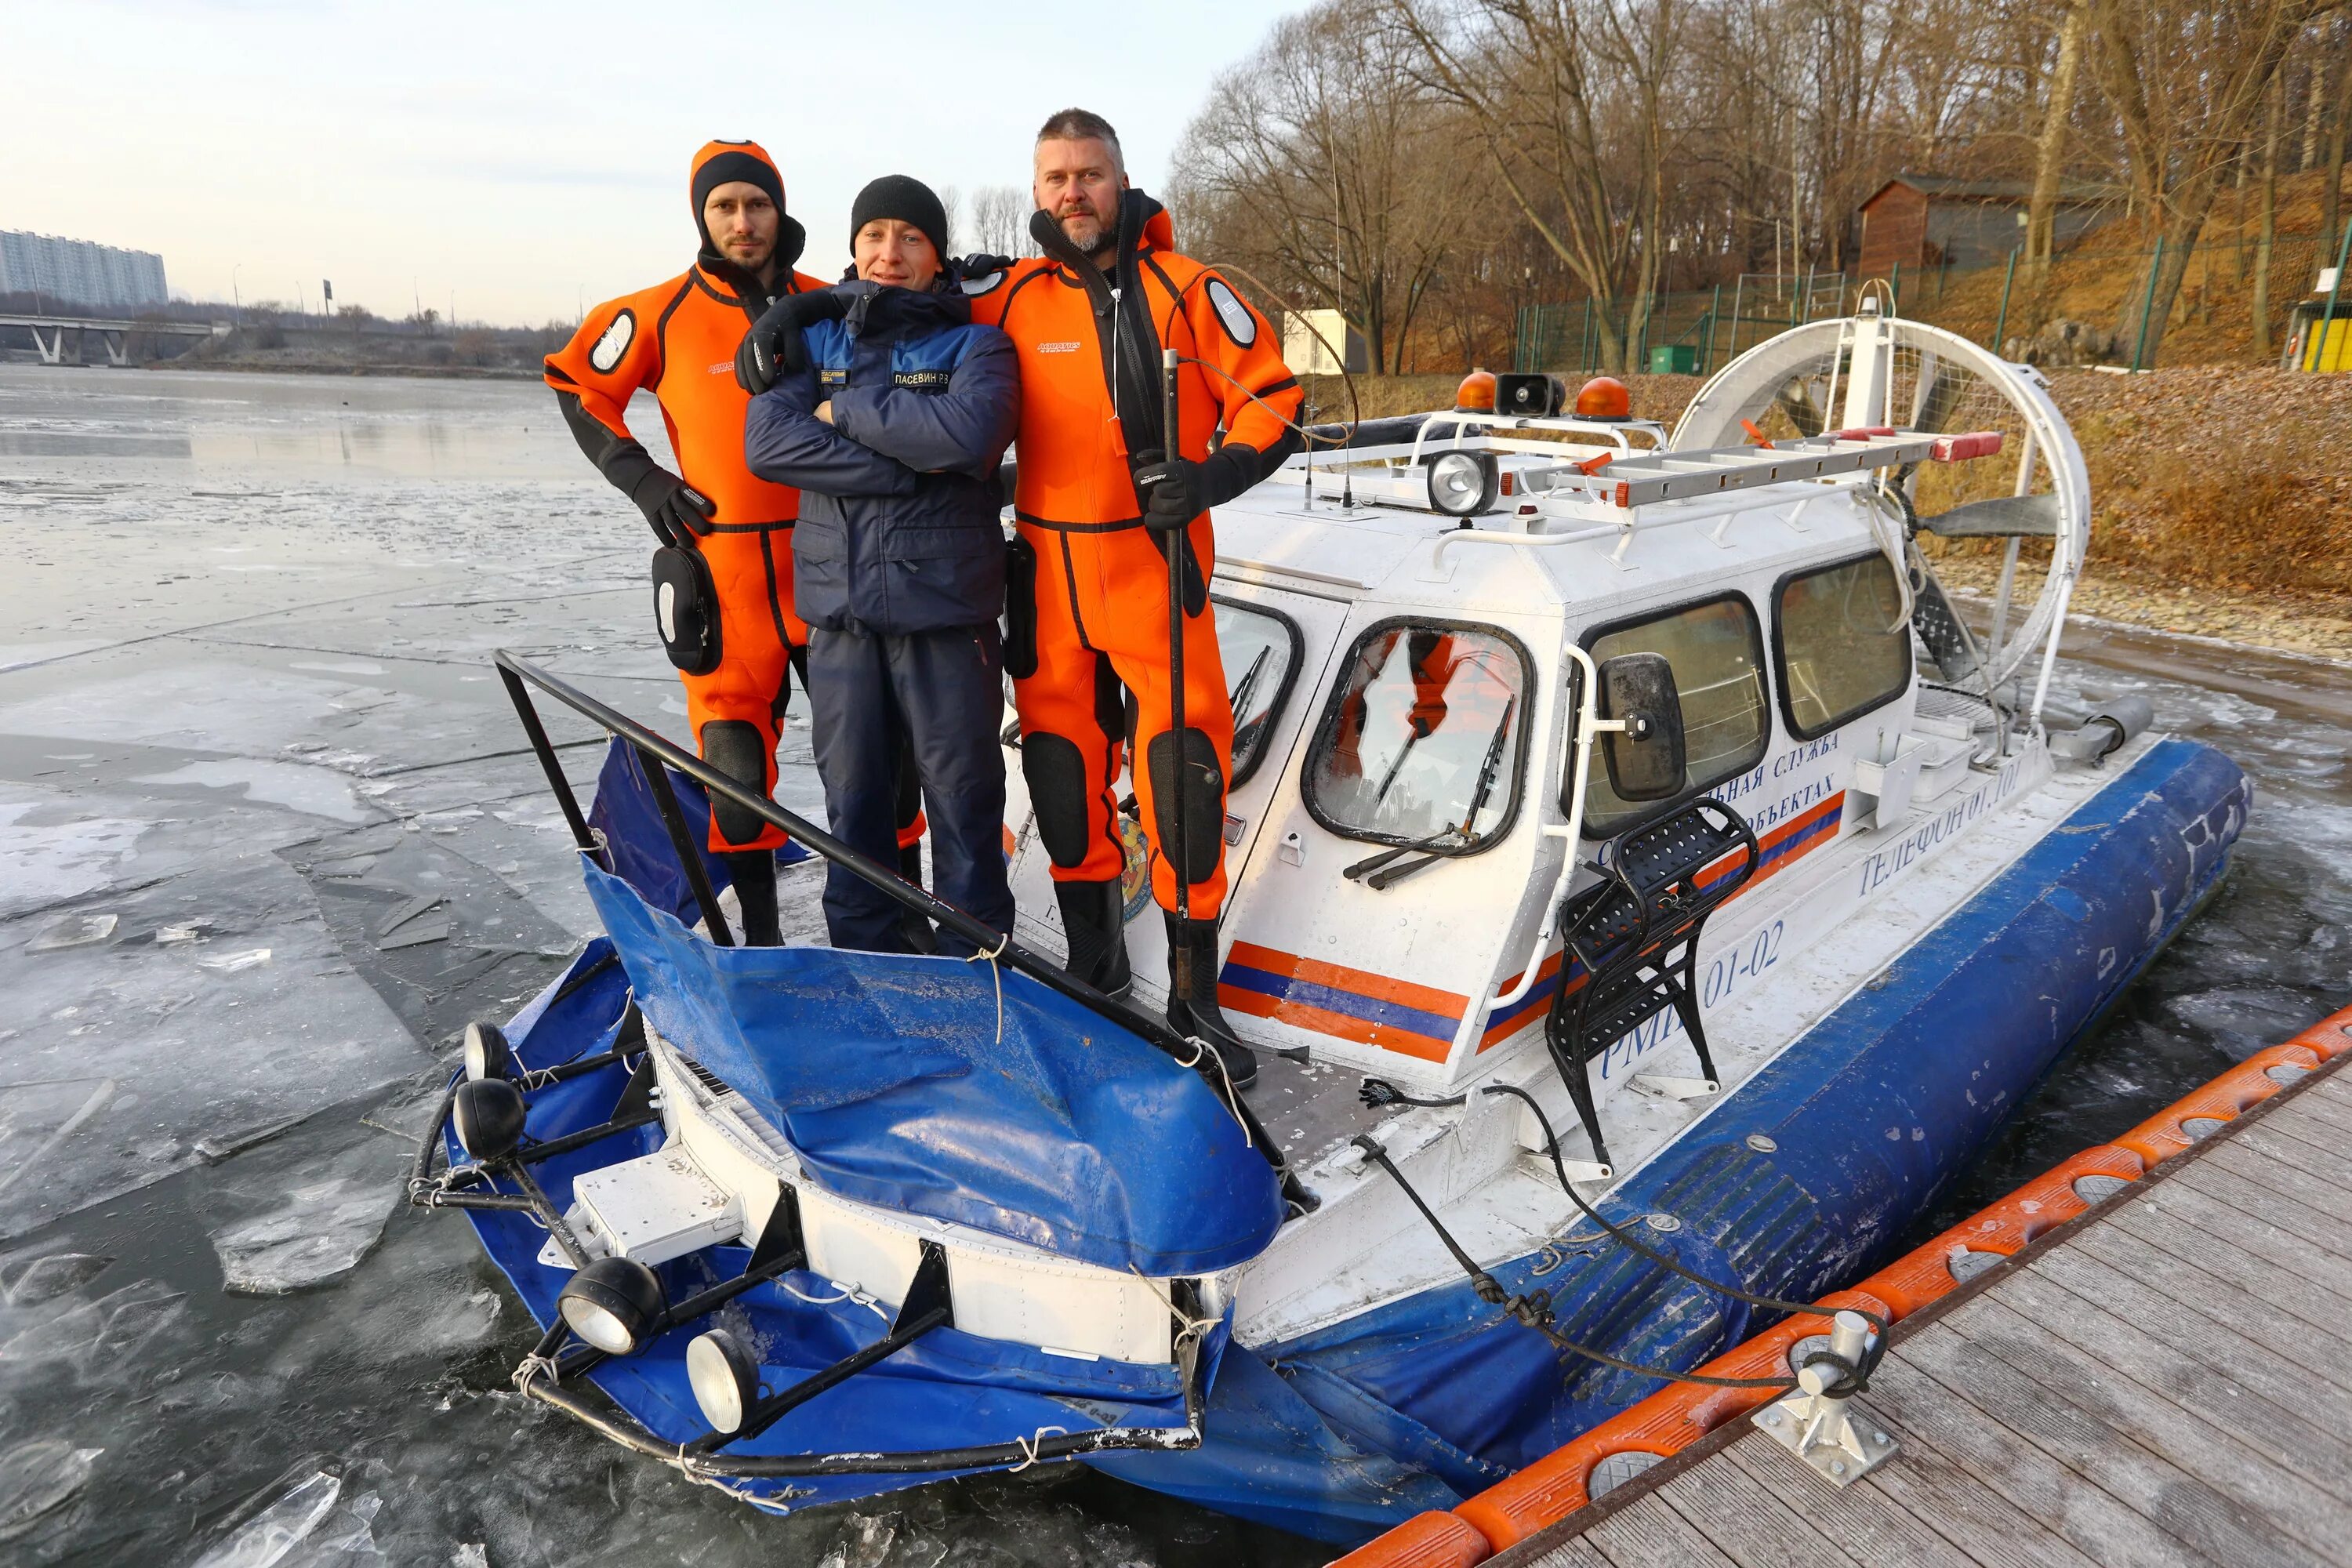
1182, 737, 2249, 1535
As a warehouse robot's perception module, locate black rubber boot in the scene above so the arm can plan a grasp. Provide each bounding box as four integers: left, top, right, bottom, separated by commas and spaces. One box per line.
723, 851, 783, 946
1163, 911, 1255, 1090
1053, 878, 1132, 1000
897, 841, 939, 955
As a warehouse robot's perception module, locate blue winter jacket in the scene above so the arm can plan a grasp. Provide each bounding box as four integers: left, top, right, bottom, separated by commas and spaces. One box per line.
744, 281, 1019, 637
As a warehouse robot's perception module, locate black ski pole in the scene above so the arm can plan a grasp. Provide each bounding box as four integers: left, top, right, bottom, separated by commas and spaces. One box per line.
1161, 345, 1192, 1009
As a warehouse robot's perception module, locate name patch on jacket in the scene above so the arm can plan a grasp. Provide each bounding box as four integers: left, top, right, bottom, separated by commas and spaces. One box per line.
893, 369, 953, 390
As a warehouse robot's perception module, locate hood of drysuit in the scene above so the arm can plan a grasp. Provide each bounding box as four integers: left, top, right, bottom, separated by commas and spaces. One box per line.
689, 138, 806, 287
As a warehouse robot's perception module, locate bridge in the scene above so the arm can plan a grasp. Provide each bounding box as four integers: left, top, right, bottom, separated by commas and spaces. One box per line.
0, 312, 229, 367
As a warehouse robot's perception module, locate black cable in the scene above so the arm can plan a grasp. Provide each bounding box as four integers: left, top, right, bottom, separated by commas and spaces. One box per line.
1348, 1134, 1794, 1392
1479, 1082, 1889, 1396
1356, 1077, 1890, 1397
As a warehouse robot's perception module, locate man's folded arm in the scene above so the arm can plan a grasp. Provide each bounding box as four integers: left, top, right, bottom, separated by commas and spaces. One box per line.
826, 330, 1022, 480
743, 366, 922, 497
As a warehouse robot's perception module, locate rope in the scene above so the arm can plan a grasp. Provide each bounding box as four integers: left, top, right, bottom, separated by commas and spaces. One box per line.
514, 1352, 564, 1389
963, 931, 1011, 1044
784, 1279, 890, 1321
1009, 1425, 1070, 1472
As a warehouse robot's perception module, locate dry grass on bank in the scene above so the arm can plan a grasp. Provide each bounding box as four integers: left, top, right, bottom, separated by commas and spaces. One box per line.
1302, 365, 2352, 661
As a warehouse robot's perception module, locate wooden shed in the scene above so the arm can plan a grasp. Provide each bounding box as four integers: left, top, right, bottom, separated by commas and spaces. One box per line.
1856, 174, 2113, 279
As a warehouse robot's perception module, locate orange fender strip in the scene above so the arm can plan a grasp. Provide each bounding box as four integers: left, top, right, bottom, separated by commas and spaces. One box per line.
1453, 1287, 1890, 1551
1865, 1142, 2144, 1315
1327, 1511, 1490, 1568
1339, 1002, 2352, 1565
2115, 1041, 2323, 1164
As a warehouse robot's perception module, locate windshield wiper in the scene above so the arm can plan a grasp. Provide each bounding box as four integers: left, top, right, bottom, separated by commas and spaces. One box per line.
1342, 697, 1516, 891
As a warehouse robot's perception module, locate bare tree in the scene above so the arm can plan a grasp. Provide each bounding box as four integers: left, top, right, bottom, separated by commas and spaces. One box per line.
1172, 2, 1471, 372
2024, 2, 2088, 302
970, 186, 1033, 259
2091, 0, 2327, 363
1383, 0, 1687, 372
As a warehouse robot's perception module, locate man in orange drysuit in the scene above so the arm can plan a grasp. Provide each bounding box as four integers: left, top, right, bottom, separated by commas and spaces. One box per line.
545, 140, 920, 946
964, 108, 1303, 1085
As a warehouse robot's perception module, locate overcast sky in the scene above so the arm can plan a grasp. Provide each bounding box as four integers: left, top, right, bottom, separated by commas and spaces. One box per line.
6, 0, 1310, 325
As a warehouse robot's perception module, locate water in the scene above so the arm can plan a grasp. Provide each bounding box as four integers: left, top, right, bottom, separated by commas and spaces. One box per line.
2, 364, 2346, 1563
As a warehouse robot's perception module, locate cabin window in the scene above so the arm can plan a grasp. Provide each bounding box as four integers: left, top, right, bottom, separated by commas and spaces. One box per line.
1305, 618, 1532, 853
1214, 598, 1305, 789
1577, 593, 1769, 837
1773, 553, 1912, 740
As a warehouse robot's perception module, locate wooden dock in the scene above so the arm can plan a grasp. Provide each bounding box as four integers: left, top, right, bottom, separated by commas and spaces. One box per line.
1492, 1048, 2352, 1568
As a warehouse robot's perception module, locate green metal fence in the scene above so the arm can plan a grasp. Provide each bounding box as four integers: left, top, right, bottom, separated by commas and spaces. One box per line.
1510, 223, 2352, 378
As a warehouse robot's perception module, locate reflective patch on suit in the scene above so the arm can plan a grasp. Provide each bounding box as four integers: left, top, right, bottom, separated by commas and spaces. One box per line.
1204, 278, 1256, 347
961, 270, 1006, 296
589, 309, 636, 373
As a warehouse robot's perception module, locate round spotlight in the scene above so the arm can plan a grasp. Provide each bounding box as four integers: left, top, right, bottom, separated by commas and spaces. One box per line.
557, 1257, 667, 1356
450, 1079, 528, 1162
463, 1021, 511, 1083
1573, 376, 1632, 420
1423, 450, 1499, 517
687, 1328, 763, 1433
1453, 368, 1497, 414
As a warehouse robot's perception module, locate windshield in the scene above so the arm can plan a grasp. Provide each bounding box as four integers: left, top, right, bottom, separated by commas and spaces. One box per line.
1214, 598, 1302, 788
1306, 621, 1529, 849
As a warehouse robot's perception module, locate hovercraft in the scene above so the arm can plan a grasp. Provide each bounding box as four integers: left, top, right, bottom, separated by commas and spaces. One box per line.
409, 309, 2248, 1544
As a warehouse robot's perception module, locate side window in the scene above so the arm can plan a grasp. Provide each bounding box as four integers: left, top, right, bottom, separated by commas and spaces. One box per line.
1774, 553, 1912, 740
1213, 597, 1305, 789
1305, 619, 1532, 853
1577, 594, 1769, 837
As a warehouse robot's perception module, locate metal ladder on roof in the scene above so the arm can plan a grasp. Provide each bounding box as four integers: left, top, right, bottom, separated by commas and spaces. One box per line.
1524, 429, 2002, 510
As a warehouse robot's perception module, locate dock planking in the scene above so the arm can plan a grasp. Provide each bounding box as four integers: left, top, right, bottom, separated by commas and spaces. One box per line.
1497, 1056, 2352, 1568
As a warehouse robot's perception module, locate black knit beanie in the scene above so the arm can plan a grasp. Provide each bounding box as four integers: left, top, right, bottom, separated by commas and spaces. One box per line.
850, 176, 949, 260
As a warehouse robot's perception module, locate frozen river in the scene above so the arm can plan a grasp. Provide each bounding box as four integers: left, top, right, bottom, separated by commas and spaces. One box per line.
0, 365, 2346, 1565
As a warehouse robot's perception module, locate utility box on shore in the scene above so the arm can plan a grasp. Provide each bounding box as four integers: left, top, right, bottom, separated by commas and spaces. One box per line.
1648, 343, 1699, 374
1284, 309, 1366, 376
2286, 297, 2350, 373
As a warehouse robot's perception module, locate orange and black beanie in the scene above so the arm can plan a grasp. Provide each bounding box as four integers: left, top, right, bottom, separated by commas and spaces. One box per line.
690, 140, 789, 251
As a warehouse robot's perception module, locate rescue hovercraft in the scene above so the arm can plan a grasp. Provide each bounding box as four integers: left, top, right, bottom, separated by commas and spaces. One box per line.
409, 306, 2247, 1545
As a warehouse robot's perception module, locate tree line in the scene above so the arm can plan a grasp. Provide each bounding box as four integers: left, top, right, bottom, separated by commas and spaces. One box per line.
1163, 0, 2352, 374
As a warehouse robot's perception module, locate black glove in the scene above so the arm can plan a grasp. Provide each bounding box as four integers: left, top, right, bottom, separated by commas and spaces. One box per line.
629, 467, 715, 548
954, 252, 1016, 285
734, 290, 850, 395
1132, 450, 1205, 534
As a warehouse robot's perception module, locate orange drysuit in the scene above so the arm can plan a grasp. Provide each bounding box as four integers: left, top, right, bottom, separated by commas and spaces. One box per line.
968, 194, 1302, 919
545, 141, 828, 854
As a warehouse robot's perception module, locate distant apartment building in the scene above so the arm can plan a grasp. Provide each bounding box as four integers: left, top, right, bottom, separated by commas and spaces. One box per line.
0, 231, 169, 311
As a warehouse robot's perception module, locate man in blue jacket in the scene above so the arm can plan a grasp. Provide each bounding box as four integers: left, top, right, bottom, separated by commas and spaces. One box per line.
743, 177, 1020, 955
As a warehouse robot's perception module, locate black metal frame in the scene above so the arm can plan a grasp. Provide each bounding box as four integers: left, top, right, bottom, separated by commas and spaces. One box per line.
488, 648, 1305, 1206
1541, 797, 1761, 1170
408, 1028, 1211, 1481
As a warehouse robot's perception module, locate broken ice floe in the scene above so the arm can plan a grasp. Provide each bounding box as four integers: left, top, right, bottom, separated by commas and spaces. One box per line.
190, 1469, 343, 1568
0, 1278, 185, 1366
198, 947, 274, 974
0, 1438, 102, 1543
211, 1171, 397, 1296
0, 1250, 111, 1306
26, 911, 118, 952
